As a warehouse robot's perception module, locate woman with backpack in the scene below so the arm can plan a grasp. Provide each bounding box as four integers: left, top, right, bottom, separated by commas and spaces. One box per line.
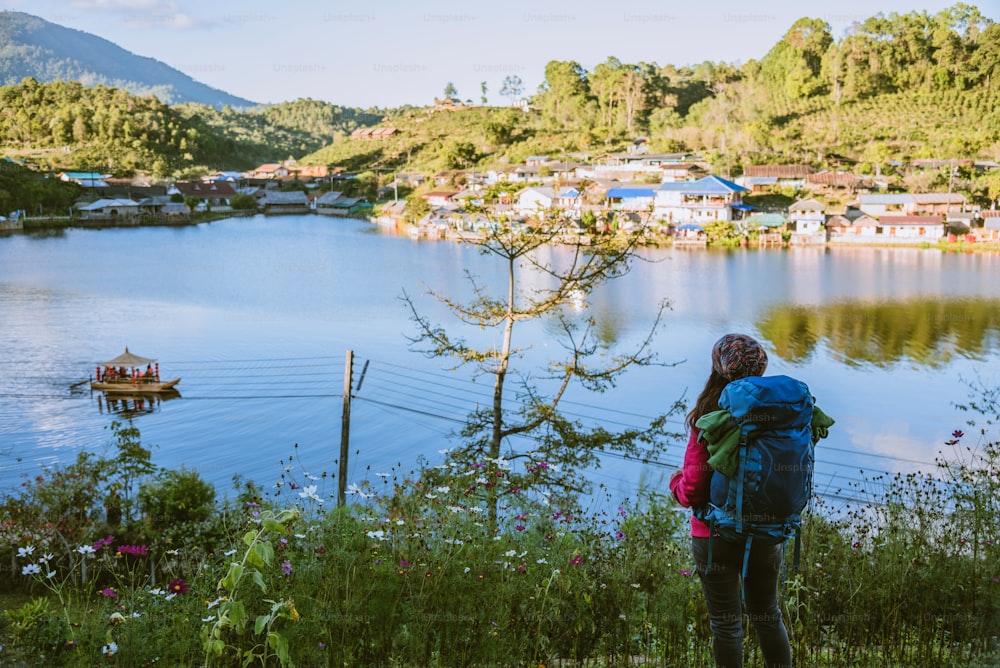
670, 332, 794, 668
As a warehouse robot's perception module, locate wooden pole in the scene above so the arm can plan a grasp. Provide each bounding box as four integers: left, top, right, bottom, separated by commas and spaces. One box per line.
338, 350, 353, 506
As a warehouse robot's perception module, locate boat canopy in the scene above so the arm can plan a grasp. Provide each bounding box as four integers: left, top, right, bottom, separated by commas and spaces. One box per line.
100, 347, 156, 368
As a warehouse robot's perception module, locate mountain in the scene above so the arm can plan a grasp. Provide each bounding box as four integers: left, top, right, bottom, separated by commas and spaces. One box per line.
0, 10, 256, 108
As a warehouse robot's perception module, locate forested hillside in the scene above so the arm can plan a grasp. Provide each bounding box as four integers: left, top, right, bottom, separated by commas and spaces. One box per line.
299, 4, 1000, 205
0, 80, 382, 175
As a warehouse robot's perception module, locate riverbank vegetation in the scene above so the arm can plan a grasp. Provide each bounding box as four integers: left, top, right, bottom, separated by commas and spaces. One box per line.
1, 393, 997, 666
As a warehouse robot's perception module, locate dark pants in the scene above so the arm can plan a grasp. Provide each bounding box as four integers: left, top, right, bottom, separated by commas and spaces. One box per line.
692, 536, 792, 668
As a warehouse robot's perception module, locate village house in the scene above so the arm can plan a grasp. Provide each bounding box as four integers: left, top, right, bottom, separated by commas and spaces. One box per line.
76, 198, 141, 219
514, 186, 581, 216
787, 198, 826, 234
979, 211, 1000, 241
422, 191, 460, 208
261, 190, 311, 215
855, 192, 968, 217
876, 215, 946, 241
247, 163, 291, 180
168, 181, 236, 209
826, 214, 878, 240
805, 171, 858, 195
58, 171, 108, 188
315, 191, 367, 216
288, 164, 331, 181
653, 175, 750, 224
593, 152, 701, 181
605, 186, 656, 212
737, 165, 811, 192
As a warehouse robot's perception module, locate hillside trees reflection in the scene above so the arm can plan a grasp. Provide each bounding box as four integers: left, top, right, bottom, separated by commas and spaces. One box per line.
758, 297, 1000, 367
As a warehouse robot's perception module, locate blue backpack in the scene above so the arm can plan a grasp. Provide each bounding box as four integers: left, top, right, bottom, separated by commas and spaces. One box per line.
696, 375, 815, 575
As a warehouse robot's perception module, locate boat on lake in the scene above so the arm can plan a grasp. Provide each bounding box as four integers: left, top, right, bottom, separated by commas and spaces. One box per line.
91, 347, 180, 393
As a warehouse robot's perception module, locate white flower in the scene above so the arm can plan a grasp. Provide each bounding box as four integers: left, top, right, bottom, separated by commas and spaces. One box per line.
21, 564, 40, 575
16, 546, 34, 558
207, 597, 225, 609
149, 588, 165, 596
304, 473, 320, 481
223, 549, 237, 557
424, 493, 437, 500
346, 483, 372, 498
434, 486, 451, 494
102, 641, 118, 656
536, 558, 548, 564
376, 472, 391, 478
395, 519, 404, 525
46, 570, 57, 579
630, 583, 641, 588
76, 544, 95, 555
464, 566, 471, 574
298, 484, 323, 504
39, 553, 53, 563
504, 549, 518, 557
294, 533, 306, 539
365, 530, 386, 541
468, 506, 485, 514
437, 448, 452, 455
447, 505, 464, 513
202, 615, 216, 623
165, 593, 177, 601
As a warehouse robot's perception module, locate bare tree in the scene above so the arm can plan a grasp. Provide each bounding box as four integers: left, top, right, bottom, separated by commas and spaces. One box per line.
402, 214, 681, 525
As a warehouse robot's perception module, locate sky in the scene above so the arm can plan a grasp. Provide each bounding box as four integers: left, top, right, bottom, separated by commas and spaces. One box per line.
2, 0, 996, 109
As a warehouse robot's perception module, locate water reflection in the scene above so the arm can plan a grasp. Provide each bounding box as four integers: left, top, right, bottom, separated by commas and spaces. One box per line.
758, 297, 1000, 367
96, 390, 181, 418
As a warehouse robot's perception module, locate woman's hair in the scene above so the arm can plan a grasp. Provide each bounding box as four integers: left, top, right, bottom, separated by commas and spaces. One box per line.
687, 333, 769, 430
685, 368, 731, 429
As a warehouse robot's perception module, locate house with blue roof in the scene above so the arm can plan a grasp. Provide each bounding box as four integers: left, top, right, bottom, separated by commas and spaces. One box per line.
58, 171, 108, 188
605, 187, 656, 212
653, 175, 750, 223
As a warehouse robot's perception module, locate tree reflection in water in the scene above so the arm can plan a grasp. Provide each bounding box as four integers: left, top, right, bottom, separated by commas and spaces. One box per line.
757, 297, 1000, 367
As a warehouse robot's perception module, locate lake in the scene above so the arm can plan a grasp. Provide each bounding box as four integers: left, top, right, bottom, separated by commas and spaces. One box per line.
2, 215, 999, 508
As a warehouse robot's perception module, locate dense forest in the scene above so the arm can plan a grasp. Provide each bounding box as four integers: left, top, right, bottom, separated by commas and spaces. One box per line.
0, 79, 382, 175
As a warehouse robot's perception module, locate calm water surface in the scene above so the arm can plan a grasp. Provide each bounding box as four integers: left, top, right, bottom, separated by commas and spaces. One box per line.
2, 215, 999, 505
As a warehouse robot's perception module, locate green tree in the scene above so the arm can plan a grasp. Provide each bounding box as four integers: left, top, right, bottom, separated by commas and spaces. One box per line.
229, 193, 258, 210
440, 140, 479, 169
480, 80, 488, 105
444, 82, 458, 99
499, 74, 524, 106
536, 60, 591, 130
402, 216, 677, 524
758, 17, 833, 100
184, 195, 201, 214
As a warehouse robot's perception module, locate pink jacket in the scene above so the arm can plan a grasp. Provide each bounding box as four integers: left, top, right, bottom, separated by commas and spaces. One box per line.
669, 428, 712, 538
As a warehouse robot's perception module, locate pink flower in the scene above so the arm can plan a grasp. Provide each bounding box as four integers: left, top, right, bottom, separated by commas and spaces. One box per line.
679, 569, 692, 577
281, 560, 292, 575
570, 555, 583, 566
515, 524, 525, 531
117, 544, 148, 557
92, 535, 115, 551
168, 578, 189, 595
100, 587, 117, 598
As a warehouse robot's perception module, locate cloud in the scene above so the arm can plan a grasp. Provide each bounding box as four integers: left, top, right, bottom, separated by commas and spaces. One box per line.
67, 0, 210, 30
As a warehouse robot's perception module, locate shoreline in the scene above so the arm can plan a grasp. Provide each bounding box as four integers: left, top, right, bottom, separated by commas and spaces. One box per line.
7, 212, 1000, 253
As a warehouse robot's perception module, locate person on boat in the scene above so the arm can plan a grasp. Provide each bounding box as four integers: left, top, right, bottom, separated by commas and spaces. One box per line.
144, 364, 153, 378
